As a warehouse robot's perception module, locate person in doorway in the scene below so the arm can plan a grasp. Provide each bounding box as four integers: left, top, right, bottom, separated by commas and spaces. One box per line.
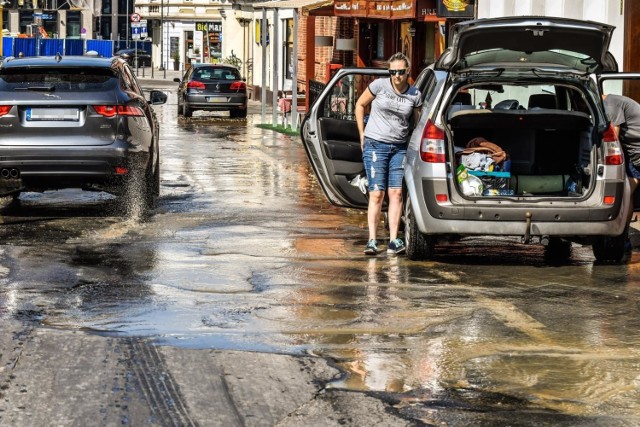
603, 93, 640, 246
355, 52, 422, 255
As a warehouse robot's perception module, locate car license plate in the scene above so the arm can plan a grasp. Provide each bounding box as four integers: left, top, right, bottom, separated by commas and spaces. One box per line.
26, 108, 80, 121
207, 97, 227, 103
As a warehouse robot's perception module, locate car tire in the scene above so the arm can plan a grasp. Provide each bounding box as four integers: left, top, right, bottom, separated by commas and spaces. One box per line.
153, 152, 160, 197
184, 103, 193, 118
230, 109, 247, 119
544, 237, 572, 262
121, 162, 155, 217
405, 198, 435, 260
592, 226, 629, 263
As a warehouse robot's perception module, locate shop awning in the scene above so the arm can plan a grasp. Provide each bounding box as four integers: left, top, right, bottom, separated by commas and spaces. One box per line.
252, 0, 333, 11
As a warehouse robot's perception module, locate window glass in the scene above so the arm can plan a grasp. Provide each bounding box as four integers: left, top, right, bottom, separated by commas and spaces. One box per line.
0, 68, 118, 92
320, 73, 378, 120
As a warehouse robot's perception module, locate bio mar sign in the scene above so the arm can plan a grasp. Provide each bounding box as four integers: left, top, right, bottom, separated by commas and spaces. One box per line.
195, 22, 222, 33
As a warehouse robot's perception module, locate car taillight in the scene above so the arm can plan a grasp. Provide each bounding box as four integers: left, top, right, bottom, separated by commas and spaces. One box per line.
420, 120, 446, 163
94, 105, 145, 118
187, 81, 206, 90
603, 123, 623, 165
230, 81, 246, 91
0, 106, 11, 116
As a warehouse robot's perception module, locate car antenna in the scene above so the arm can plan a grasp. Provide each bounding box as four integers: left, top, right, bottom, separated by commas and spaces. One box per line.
55, 52, 63, 62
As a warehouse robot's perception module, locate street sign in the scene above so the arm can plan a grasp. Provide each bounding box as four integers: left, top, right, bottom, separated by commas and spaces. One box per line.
140, 19, 148, 39
130, 13, 141, 23
131, 22, 141, 40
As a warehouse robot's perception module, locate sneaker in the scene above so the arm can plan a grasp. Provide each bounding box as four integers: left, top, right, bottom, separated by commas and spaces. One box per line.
387, 238, 406, 255
364, 239, 379, 255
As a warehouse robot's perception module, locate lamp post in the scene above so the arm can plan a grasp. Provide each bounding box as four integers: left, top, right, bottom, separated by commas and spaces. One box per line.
159, 0, 164, 72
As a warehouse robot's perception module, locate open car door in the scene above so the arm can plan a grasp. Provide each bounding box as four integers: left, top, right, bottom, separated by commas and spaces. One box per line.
599, 73, 640, 210
300, 68, 387, 209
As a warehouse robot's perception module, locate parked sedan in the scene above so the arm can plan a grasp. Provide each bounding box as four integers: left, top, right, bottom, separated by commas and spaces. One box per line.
174, 64, 247, 118
301, 16, 638, 263
115, 48, 152, 67
0, 54, 168, 214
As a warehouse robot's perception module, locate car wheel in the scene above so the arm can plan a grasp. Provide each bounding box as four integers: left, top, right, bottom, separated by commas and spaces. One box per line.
183, 102, 193, 118
592, 227, 629, 263
544, 237, 572, 262
404, 198, 435, 260
230, 109, 247, 119
121, 162, 155, 217
153, 156, 160, 197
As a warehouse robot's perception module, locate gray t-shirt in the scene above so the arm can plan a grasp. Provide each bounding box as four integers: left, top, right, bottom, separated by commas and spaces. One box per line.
363, 77, 422, 144
604, 94, 640, 165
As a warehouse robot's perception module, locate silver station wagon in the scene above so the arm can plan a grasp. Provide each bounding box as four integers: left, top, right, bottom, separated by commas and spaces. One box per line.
301, 16, 640, 263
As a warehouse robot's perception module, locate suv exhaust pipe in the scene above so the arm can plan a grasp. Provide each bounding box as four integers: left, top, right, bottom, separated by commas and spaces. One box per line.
1, 168, 20, 179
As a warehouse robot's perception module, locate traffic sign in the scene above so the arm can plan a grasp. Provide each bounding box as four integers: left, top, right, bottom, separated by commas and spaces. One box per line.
131, 22, 141, 40
130, 13, 141, 23
140, 19, 148, 38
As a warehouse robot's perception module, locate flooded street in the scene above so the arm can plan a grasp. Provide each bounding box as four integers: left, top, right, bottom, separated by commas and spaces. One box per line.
1, 92, 639, 425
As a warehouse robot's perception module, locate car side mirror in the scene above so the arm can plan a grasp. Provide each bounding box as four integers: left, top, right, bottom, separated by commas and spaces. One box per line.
149, 90, 168, 105
173, 77, 181, 83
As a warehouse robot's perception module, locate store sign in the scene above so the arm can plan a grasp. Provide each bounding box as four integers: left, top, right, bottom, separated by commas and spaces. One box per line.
436, 0, 474, 17
195, 22, 222, 33
335, 0, 437, 19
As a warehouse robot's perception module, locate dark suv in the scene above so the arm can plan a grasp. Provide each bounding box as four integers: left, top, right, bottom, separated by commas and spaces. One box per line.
302, 16, 640, 263
0, 55, 167, 213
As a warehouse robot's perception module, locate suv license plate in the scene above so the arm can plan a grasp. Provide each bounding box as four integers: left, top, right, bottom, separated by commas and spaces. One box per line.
26, 108, 80, 121
207, 97, 227, 103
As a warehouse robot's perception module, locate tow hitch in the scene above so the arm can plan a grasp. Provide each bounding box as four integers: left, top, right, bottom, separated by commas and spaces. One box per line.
522, 212, 532, 244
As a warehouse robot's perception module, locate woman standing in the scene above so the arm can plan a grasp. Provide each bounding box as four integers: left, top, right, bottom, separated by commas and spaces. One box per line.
355, 52, 422, 255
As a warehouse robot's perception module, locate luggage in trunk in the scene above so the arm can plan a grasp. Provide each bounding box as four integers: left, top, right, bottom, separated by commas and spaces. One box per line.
448, 109, 594, 197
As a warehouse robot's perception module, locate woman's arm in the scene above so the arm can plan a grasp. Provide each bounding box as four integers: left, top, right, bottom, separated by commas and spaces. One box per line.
356, 88, 375, 149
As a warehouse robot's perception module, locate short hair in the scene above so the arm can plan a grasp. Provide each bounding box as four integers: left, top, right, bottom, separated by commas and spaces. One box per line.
388, 52, 410, 69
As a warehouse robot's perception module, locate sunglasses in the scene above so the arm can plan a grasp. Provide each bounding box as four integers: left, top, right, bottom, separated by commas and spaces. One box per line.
388, 68, 408, 76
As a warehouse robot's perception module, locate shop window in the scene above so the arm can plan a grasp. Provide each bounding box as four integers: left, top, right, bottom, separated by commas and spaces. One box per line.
67, 11, 81, 38
283, 18, 293, 79
42, 12, 57, 38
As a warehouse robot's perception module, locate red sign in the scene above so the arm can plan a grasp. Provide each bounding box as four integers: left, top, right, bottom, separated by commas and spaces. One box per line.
130, 13, 141, 23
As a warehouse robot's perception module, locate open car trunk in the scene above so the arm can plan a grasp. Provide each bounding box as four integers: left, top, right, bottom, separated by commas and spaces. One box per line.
446, 100, 595, 199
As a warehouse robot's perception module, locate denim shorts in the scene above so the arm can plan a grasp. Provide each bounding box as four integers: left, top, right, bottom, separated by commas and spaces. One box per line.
362, 137, 407, 191
626, 153, 640, 179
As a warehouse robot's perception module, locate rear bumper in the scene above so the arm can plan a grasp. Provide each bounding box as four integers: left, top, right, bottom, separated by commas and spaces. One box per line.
0, 143, 150, 196
185, 94, 247, 111
411, 178, 627, 237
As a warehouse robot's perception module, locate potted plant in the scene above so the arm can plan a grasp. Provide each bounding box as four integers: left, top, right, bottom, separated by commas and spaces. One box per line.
172, 51, 180, 71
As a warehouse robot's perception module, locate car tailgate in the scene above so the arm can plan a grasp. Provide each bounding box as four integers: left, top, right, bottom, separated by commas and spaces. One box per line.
0, 91, 120, 147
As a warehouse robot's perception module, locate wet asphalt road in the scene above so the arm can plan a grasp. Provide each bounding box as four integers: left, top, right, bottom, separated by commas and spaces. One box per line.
0, 79, 639, 426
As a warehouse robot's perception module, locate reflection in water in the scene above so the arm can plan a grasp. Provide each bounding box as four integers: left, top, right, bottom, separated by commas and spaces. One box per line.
0, 108, 639, 422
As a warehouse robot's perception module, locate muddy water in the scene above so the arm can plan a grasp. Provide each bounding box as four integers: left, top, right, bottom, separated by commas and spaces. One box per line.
0, 99, 639, 423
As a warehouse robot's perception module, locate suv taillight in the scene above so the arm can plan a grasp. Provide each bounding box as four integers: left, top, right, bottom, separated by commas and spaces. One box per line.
94, 105, 145, 117
0, 106, 11, 117
420, 120, 446, 163
603, 123, 623, 165
230, 81, 246, 91
188, 81, 206, 90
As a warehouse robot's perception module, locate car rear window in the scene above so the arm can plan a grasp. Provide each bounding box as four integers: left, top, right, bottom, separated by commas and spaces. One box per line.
193, 68, 240, 81
0, 67, 118, 92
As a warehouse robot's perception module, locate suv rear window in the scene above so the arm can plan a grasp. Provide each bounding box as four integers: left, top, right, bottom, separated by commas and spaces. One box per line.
0, 67, 118, 92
